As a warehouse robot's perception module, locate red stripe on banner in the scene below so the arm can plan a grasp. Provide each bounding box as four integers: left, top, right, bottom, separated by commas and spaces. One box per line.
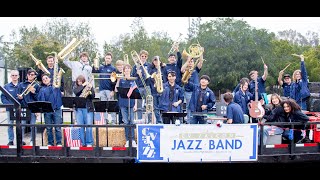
274, 144, 288, 148
112, 147, 127, 151
304, 143, 318, 147
79, 147, 94, 151
48, 146, 63, 150
22, 145, 33, 149
0, 145, 9, 149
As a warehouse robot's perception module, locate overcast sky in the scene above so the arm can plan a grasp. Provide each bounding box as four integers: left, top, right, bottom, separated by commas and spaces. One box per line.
1, 17, 320, 52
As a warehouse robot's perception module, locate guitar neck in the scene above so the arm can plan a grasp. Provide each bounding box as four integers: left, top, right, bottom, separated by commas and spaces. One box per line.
255, 79, 258, 101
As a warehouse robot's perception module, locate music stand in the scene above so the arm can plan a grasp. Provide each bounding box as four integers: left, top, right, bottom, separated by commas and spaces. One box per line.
62, 97, 74, 108
162, 112, 187, 124
93, 100, 119, 113
27, 101, 54, 113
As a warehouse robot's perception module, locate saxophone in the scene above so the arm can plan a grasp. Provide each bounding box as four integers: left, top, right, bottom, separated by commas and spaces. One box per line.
50, 52, 65, 88
80, 79, 93, 98
151, 56, 163, 93
57, 38, 84, 60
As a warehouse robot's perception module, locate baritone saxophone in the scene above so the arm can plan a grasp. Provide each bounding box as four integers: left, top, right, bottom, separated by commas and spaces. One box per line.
93, 52, 100, 70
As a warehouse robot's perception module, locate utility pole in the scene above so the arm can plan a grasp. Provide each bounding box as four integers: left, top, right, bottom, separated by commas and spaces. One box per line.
188, 17, 191, 39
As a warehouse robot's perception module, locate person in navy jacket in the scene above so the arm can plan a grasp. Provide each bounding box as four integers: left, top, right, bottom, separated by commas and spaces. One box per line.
188, 75, 216, 124
160, 71, 184, 124
290, 54, 310, 110
38, 74, 63, 146
17, 69, 40, 146
1, 70, 25, 145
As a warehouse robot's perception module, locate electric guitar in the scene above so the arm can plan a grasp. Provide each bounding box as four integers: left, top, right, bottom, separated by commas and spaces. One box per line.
249, 79, 265, 118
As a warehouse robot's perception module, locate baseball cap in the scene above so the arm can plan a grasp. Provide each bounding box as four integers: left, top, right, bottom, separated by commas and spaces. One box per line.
284, 74, 291, 78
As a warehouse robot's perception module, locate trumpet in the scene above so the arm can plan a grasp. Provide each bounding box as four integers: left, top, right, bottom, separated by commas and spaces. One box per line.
168, 33, 183, 55
57, 38, 84, 60
20, 79, 38, 96
30, 53, 50, 75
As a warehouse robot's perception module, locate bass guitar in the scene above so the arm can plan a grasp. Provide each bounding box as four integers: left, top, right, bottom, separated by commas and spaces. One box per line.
249, 79, 265, 118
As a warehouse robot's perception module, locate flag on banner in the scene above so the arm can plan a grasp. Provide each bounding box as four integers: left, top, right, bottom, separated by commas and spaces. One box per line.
64, 127, 81, 147
127, 81, 137, 98
94, 112, 105, 125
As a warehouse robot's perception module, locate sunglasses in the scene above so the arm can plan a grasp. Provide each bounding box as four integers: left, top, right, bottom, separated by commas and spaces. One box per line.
11, 75, 18, 76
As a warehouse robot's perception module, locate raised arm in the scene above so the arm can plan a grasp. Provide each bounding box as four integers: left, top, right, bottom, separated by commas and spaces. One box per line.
278, 70, 284, 86
262, 63, 268, 81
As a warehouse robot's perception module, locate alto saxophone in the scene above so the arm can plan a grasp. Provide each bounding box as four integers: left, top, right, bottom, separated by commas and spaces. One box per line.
151, 56, 163, 93
80, 79, 93, 98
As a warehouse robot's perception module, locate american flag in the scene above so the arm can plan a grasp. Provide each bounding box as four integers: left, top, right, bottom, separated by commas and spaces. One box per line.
64, 127, 81, 147
127, 81, 137, 98
94, 112, 105, 125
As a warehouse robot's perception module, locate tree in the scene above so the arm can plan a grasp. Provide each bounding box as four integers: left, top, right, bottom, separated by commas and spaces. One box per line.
194, 17, 275, 93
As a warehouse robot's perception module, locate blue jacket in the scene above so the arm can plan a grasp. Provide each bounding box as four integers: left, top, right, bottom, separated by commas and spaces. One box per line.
290, 61, 310, 101
17, 81, 40, 108
188, 85, 216, 112
95, 64, 117, 91
38, 84, 62, 110
234, 89, 253, 115
160, 82, 184, 112
1, 82, 20, 110
148, 65, 167, 95
164, 51, 182, 86
131, 61, 152, 88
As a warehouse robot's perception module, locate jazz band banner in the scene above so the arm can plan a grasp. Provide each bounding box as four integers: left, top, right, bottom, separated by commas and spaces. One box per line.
136, 124, 258, 162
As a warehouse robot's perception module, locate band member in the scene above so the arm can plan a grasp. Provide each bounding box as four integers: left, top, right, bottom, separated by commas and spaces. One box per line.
249, 63, 268, 105
1, 70, 26, 145
93, 52, 117, 124
17, 69, 40, 146
259, 93, 285, 145
223, 92, 245, 124
181, 55, 204, 124
115, 60, 124, 124
118, 64, 137, 147
73, 75, 95, 147
38, 74, 63, 146
234, 77, 253, 117
160, 71, 184, 124
278, 72, 292, 98
149, 56, 166, 124
164, 45, 183, 86
131, 50, 152, 121
36, 55, 65, 95
188, 75, 216, 124
290, 54, 310, 110
63, 52, 93, 91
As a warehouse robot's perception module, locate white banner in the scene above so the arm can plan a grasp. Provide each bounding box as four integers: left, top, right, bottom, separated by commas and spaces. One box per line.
136, 124, 258, 162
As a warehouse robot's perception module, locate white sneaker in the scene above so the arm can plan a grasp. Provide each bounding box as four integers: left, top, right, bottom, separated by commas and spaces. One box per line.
125, 141, 129, 147
29, 141, 33, 146
56, 144, 62, 147
86, 145, 92, 147
132, 140, 137, 147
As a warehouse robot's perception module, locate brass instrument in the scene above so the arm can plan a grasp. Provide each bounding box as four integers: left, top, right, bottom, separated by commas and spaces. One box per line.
181, 42, 205, 84
93, 52, 100, 70
57, 38, 84, 60
80, 79, 94, 98
30, 53, 50, 75
168, 33, 183, 55
131, 50, 154, 123
151, 56, 163, 93
20, 79, 37, 96
181, 40, 204, 60
130, 50, 151, 79
123, 54, 129, 64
